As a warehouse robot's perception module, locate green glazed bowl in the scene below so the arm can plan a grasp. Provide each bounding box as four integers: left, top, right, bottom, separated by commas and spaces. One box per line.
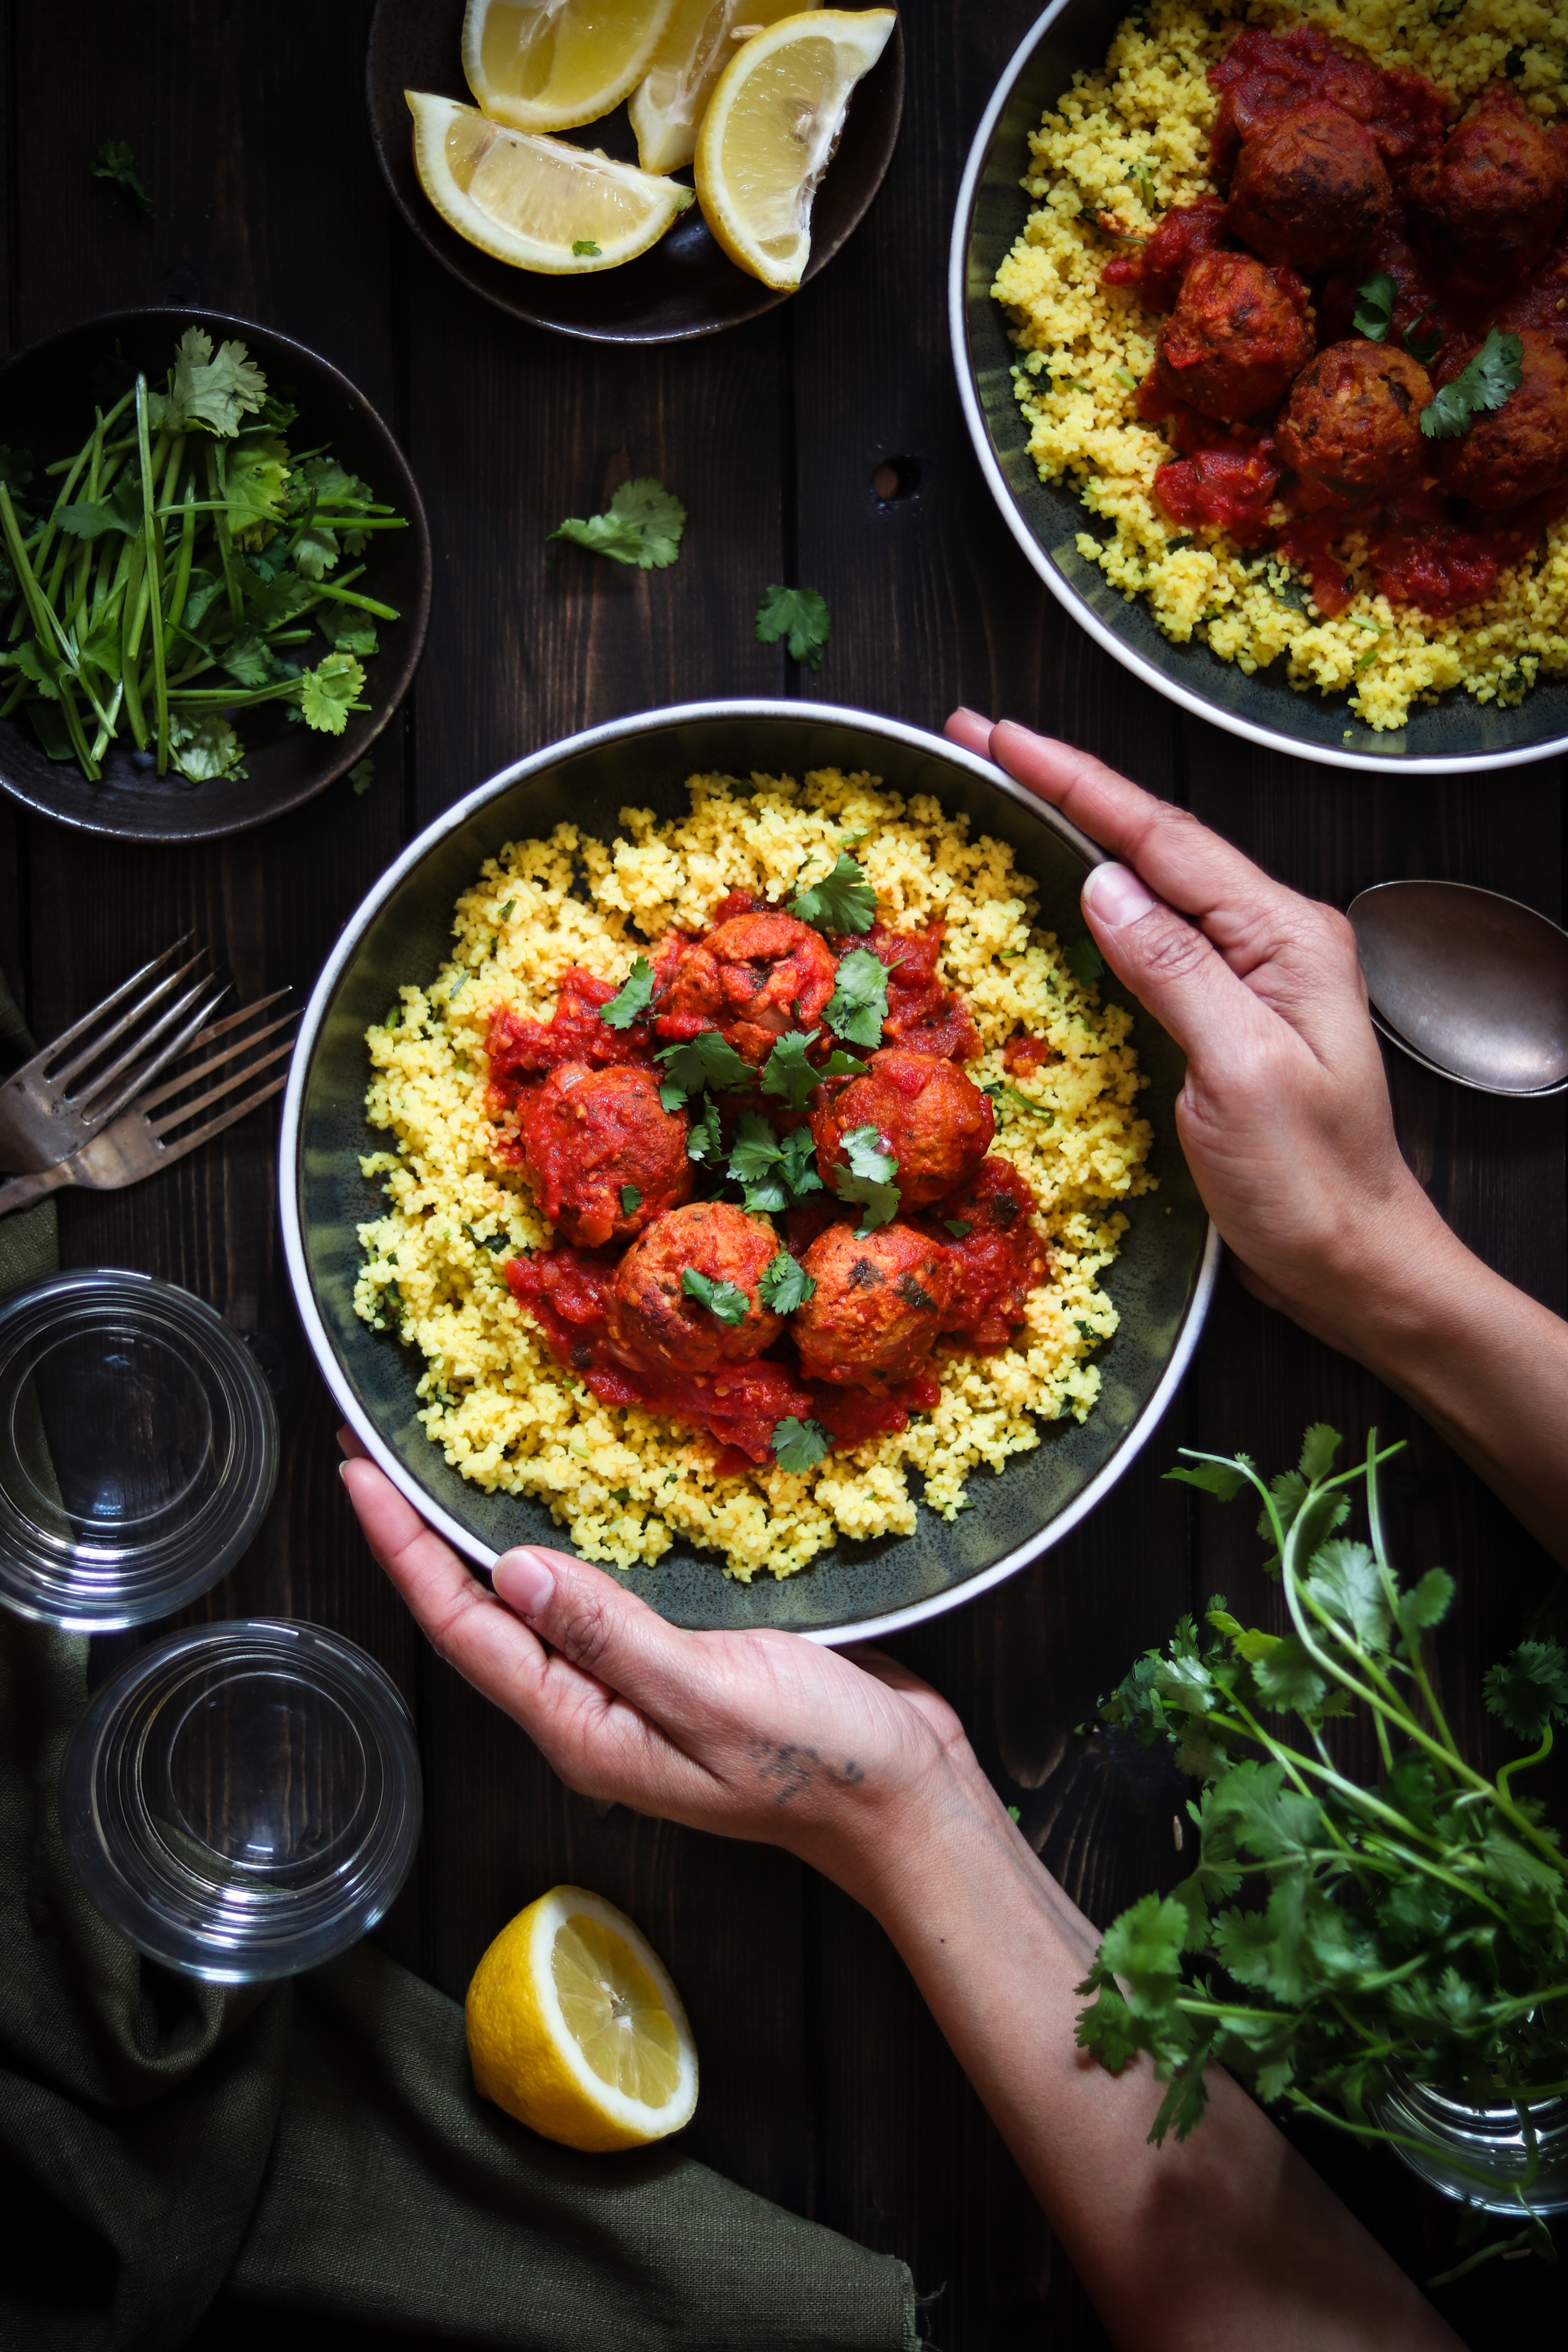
950, 0, 1568, 776
280, 703, 1218, 1642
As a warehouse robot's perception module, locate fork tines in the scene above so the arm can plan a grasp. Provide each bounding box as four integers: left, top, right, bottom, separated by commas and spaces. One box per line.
136, 993, 300, 1150
44, 938, 231, 1125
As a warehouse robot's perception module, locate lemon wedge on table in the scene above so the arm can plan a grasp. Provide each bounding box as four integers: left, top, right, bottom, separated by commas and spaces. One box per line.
630, 0, 821, 176
408, 92, 694, 274
462, 0, 680, 133
466, 1885, 698, 2152
694, 8, 895, 289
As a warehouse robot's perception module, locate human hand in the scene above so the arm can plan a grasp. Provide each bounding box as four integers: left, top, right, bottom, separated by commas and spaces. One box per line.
339, 1442, 991, 1907
945, 712, 1454, 1351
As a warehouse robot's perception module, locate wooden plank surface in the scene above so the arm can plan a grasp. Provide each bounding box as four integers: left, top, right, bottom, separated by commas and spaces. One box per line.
2, 5, 1564, 2347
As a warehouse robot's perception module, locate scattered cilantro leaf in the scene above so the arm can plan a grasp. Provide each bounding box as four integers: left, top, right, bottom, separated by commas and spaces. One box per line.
572, 239, 601, 257
1484, 1639, 1568, 1745
1402, 302, 1442, 369
350, 756, 376, 796
1420, 330, 1524, 441
760, 1251, 815, 1313
297, 651, 365, 734
831, 1123, 900, 1234
599, 954, 654, 1031
620, 1184, 643, 1216
942, 1218, 972, 1238
824, 946, 890, 1048
1064, 933, 1106, 985
655, 1028, 753, 1102
772, 1415, 831, 1474
756, 582, 832, 670
681, 1267, 750, 1325
550, 476, 686, 569
790, 851, 876, 934
760, 1028, 867, 1116
92, 138, 153, 218
1352, 270, 1395, 342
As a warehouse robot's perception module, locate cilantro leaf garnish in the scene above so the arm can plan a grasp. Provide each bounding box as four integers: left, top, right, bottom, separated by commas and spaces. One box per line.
760, 1028, 867, 1116
1420, 329, 1524, 440
942, 1218, 972, 1238
655, 1029, 754, 1102
760, 1251, 815, 1314
167, 713, 245, 783
772, 1415, 831, 1474
297, 652, 366, 735
1064, 934, 1106, 985
620, 1184, 643, 1215
350, 756, 376, 796
790, 851, 876, 934
756, 582, 832, 670
680, 1267, 750, 1325
686, 1096, 724, 1165
1352, 270, 1395, 342
92, 139, 153, 218
831, 1123, 900, 1234
599, 954, 654, 1031
572, 239, 602, 257
824, 946, 890, 1049
727, 1112, 822, 1214
550, 477, 686, 570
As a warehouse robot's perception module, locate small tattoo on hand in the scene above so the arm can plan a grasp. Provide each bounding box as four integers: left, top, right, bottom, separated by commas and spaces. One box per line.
748, 1739, 865, 1805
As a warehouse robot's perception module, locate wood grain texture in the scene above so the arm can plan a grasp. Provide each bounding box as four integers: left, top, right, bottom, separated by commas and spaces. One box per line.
5, 2, 1567, 2346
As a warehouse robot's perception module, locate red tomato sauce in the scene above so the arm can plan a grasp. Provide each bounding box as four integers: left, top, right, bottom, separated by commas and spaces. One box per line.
1207, 22, 1449, 181
835, 920, 980, 1061
930, 1159, 1051, 1351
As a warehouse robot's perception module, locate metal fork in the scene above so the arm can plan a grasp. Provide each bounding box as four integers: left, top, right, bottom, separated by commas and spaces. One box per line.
0, 940, 231, 1173
0, 996, 298, 1218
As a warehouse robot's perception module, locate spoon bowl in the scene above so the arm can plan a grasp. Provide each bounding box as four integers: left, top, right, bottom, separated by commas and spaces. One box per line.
1348, 881, 1568, 1098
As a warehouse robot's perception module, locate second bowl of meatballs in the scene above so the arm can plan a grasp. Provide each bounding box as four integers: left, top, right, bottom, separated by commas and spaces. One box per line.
953, 0, 1568, 772
281, 701, 1215, 1642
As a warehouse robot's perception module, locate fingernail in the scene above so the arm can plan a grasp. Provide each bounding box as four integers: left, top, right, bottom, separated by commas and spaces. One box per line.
1082, 861, 1158, 928
952, 705, 988, 724
338, 1462, 350, 1485
494, 1548, 555, 1618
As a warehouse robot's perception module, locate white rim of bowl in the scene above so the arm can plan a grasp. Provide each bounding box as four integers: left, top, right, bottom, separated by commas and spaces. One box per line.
279, 698, 1221, 1645
947, 1, 1568, 779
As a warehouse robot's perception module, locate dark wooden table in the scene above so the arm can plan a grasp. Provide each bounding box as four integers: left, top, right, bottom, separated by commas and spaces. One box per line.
3, 6, 1563, 2344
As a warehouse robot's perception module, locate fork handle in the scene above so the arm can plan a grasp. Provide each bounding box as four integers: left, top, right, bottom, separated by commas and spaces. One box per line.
0, 1162, 76, 1218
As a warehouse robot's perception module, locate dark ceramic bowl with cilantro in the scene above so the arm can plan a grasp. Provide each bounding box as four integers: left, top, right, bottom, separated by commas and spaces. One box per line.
280, 701, 1218, 1643
951, 0, 1568, 776
0, 308, 431, 841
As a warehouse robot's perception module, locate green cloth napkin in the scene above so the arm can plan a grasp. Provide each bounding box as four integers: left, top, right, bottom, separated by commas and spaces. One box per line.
0, 967, 917, 2352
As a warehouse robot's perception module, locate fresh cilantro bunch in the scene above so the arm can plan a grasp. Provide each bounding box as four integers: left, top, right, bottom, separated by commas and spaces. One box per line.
1077, 1425, 1568, 2190
1420, 330, 1524, 441
0, 327, 407, 784
550, 478, 686, 569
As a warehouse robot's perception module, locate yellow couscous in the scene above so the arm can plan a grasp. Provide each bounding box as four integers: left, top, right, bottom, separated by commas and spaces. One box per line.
992, 0, 1568, 733
352, 769, 1155, 1582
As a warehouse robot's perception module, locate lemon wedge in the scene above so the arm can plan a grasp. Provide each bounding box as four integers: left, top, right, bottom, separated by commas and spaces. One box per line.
462, 0, 680, 133
408, 92, 694, 273
693, 8, 894, 289
466, 1886, 698, 2152
630, 0, 820, 176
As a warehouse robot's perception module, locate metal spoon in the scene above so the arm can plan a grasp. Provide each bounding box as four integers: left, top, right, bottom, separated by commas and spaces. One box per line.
1348, 881, 1568, 1098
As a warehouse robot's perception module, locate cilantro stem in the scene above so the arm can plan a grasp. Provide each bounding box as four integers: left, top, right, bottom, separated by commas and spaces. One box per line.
135, 380, 172, 775
306, 576, 399, 622
206, 438, 245, 631
168, 475, 197, 632
1497, 1720, 1553, 1802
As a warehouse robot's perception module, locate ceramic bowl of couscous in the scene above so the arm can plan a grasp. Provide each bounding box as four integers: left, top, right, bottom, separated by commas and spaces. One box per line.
280, 701, 1216, 1642
952, 0, 1568, 774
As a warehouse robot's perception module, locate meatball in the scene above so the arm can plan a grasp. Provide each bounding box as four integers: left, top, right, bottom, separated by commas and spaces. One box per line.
1434, 331, 1568, 510
1408, 82, 1568, 289
1276, 338, 1433, 503
661, 913, 837, 1065
1228, 103, 1391, 274
1154, 249, 1315, 423
811, 1048, 994, 1212
521, 1063, 690, 1248
608, 1201, 781, 1377
792, 1221, 952, 1393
